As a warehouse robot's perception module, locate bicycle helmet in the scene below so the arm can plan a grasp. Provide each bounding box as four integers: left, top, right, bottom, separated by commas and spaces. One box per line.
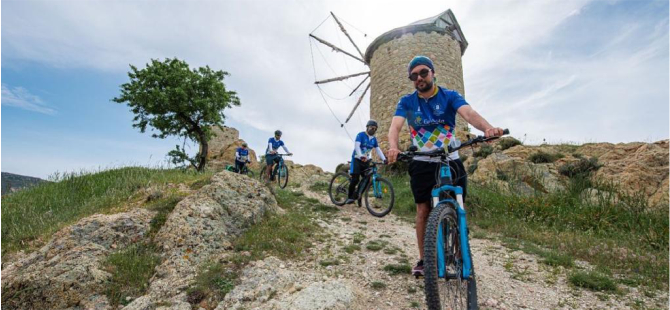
241, 142, 248, 147
274, 130, 282, 136
366, 120, 378, 128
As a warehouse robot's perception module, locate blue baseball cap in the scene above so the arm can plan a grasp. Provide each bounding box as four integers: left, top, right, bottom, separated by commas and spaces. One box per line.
408, 56, 435, 76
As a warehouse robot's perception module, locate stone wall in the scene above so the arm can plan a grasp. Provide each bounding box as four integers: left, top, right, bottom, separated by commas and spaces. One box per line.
369, 31, 470, 151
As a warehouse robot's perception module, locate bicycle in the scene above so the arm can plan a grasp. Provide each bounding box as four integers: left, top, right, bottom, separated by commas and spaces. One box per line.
398, 129, 509, 310
259, 154, 290, 189
226, 163, 255, 178
328, 161, 395, 217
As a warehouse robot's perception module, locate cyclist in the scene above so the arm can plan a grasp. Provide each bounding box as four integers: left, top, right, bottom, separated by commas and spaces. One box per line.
344, 120, 387, 205
265, 130, 292, 181
386, 56, 504, 277
235, 142, 251, 173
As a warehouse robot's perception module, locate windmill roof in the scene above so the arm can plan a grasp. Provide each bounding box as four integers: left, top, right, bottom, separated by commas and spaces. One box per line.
364, 9, 468, 64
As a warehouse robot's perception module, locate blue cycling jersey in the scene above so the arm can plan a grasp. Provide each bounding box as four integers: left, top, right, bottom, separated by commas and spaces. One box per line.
236, 147, 249, 162
394, 86, 468, 153
266, 137, 285, 154
351, 132, 379, 159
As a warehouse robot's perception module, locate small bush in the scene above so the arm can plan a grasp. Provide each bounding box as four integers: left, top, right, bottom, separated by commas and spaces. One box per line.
343, 244, 361, 254
459, 154, 469, 163
569, 271, 617, 292
468, 161, 478, 174
474, 144, 493, 158
187, 262, 237, 305
371, 281, 387, 290
383, 263, 411, 275
528, 151, 564, 164
319, 259, 339, 267
366, 239, 387, 251
558, 157, 601, 177
498, 137, 522, 150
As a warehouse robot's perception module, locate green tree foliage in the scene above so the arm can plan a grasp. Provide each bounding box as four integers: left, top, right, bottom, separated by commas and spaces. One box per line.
113, 58, 240, 171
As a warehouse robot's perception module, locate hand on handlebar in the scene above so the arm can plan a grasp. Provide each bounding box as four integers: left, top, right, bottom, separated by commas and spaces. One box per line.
485, 127, 505, 138
387, 148, 400, 164
360, 156, 368, 162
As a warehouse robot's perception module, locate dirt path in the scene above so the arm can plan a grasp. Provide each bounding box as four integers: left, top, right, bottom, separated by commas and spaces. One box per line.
223, 182, 667, 310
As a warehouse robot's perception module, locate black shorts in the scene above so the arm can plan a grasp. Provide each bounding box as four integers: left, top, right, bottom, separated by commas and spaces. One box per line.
408, 159, 467, 204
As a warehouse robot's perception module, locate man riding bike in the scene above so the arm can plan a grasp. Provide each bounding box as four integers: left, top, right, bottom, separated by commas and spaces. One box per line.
344, 120, 387, 205
265, 130, 292, 181
386, 56, 504, 277
235, 142, 251, 173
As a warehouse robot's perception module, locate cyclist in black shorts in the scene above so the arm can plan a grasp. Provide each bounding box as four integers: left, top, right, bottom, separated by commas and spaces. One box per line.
386, 56, 503, 276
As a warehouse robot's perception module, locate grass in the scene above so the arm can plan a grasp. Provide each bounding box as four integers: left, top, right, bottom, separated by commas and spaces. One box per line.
469, 180, 668, 289
343, 244, 361, 254
1, 167, 213, 254
569, 271, 617, 292
371, 281, 386, 290
308, 181, 329, 194
383, 263, 411, 275
232, 189, 325, 262
353, 232, 365, 244
187, 262, 238, 305
146, 193, 187, 238
528, 151, 564, 164
104, 242, 161, 307
387, 175, 415, 221
319, 259, 340, 267
365, 239, 388, 251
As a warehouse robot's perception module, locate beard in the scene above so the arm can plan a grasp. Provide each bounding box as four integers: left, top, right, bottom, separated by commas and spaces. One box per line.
416, 80, 434, 93
366, 128, 377, 136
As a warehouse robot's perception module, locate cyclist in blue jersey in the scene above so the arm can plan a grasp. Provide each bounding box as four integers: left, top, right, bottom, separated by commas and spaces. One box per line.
235, 142, 251, 173
265, 130, 292, 181
386, 56, 504, 276
344, 120, 387, 205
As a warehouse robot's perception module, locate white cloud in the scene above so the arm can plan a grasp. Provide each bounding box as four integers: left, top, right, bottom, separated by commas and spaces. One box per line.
1, 84, 55, 114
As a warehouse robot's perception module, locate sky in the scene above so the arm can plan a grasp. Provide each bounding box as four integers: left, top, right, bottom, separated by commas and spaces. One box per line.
1, 0, 668, 179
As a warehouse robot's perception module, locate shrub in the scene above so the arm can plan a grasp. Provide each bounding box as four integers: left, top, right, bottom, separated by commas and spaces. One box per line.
474, 144, 493, 158
528, 151, 564, 164
498, 137, 522, 150
558, 157, 601, 177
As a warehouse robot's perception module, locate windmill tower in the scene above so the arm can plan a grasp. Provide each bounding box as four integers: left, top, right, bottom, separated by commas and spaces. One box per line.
310, 9, 470, 151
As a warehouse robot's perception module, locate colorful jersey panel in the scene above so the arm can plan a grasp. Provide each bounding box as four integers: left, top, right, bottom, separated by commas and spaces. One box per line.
266, 137, 285, 154
394, 86, 468, 152
351, 132, 379, 158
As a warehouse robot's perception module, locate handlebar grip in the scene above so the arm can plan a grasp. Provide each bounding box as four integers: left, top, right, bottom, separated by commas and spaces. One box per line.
503, 128, 510, 135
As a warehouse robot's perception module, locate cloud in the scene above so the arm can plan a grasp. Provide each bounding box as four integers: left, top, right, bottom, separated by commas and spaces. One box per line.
1, 84, 55, 114
1, 0, 667, 177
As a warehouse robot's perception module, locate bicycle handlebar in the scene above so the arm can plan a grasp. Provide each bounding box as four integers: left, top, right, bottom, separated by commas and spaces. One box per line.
399, 129, 509, 160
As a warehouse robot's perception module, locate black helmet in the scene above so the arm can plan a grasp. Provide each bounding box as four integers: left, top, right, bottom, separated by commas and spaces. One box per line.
274, 130, 282, 136
366, 120, 378, 128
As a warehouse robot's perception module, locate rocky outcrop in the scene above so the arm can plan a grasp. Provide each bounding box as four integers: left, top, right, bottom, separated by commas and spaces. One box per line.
1, 208, 155, 310
468, 140, 669, 207
1, 170, 279, 310
206, 126, 259, 170
283, 161, 332, 187
124, 171, 279, 309
217, 257, 354, 310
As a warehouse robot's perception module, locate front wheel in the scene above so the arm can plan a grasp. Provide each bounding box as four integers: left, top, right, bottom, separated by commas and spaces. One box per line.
424, 202, 477, 310
275, 164, 289, 189
328, 172, 350, 206
364, 177, 394, 217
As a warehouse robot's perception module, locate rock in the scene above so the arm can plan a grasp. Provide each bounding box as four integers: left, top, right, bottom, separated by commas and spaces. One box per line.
206, 126, 260, 171
1, 208, 155, 310
128, 171, 279, 306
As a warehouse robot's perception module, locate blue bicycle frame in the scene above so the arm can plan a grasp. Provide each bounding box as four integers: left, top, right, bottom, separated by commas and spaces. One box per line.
431, 162, 473, 280
358, 162, 384, 198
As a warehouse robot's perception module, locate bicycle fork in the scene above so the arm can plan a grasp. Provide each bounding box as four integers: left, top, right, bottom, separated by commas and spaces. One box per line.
436, 194, 473, 280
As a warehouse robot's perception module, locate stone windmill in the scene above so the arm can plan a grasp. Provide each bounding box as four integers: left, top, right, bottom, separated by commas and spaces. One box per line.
310, 9, 470, 151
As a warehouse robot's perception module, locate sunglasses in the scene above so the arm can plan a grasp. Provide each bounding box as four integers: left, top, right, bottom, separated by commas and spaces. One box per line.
409, 68, 431, 81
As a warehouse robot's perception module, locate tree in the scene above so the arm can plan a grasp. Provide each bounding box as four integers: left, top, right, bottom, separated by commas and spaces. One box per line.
113, 58, 240, 171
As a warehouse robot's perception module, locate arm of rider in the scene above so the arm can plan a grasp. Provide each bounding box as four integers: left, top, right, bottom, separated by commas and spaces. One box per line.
354, 142, 367, 162
281, 145, 291, 155
387, 116, 406, 164
456, 105, 504, 138
235, 151, 240, 160
375, 146, 387, 164
268, 143, 277, 154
